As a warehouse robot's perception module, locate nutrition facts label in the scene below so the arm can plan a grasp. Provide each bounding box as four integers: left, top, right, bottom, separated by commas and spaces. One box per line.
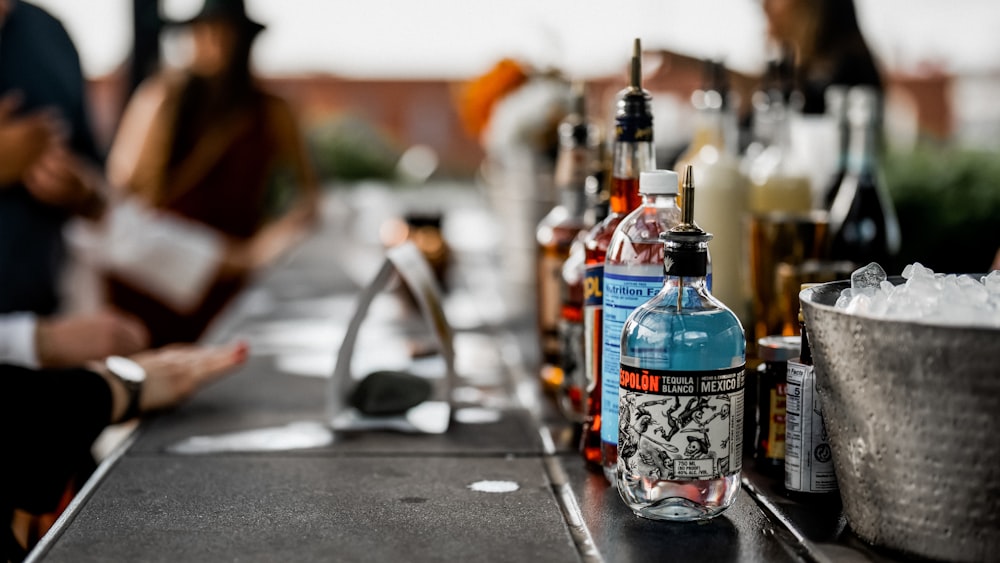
785, 361, 837, 492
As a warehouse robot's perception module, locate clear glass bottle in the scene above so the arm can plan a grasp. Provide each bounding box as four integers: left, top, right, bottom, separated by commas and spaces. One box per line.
827, 85, 901, 268
581, 37, 655, 480
746, 95, 813, 215
536, 81, 601, 396
600, 169, 681, 483
617, 166, 746, 521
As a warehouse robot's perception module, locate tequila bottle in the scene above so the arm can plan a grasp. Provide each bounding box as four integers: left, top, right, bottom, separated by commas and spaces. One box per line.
617, 166, 746, 521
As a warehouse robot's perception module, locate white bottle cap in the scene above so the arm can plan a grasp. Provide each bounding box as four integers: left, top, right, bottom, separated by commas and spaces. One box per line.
639, 169, 679, 195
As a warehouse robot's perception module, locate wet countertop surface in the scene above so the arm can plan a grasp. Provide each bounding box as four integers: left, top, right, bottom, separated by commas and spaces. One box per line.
28, 183, 903, 563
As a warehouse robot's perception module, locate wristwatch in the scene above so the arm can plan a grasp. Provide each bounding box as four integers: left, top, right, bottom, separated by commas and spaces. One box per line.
105, 355, 146, 421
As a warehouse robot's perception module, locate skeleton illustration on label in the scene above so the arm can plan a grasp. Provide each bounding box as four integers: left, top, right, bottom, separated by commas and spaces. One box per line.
618, 365, 744, 481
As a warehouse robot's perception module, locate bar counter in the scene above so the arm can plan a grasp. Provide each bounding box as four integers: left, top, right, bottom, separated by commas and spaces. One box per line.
27, 183, 909, 563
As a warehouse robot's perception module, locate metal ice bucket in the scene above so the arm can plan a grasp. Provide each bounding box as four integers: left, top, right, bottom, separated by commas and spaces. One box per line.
800, 278, 1000, 563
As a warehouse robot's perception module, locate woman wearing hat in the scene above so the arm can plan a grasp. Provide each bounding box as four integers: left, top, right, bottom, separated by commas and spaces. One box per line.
102, 0, 320, 347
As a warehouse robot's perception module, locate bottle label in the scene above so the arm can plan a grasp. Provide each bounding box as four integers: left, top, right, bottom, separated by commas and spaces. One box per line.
537, 253, 565, 360
618, 365, 745, 480
583, 264, 604, 307
765, 383, 787, 460
600, 270, 664, 447
615, 116, 653, 143
583, 264, 604, 396
784, 361, 838, 492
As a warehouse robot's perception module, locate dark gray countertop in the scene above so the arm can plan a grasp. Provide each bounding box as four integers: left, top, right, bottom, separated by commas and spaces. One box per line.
26, 184, 897, 563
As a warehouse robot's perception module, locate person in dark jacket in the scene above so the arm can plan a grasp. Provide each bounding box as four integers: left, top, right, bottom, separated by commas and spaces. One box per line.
2, 340, 247, 562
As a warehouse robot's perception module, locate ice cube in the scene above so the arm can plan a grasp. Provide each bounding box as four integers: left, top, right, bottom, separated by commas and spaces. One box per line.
851, 262, 887, 290
835, 288, 853, 309
902, 262, 933, 280
983, 271, 1000, 295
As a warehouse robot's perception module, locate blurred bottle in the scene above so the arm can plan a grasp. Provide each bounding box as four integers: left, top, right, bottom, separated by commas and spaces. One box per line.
742, 51, 796, 179
572, 164, 611, 468
558, 153, 608, 423
617, 166, 746, 521
581, 38, 655, 481
536, 81, 602, 396
601, 169, 681, 483
827, 86, 901, 268
746, 94, 813, 215
674, 59, 749, 326
820, 85, 850, 210
754, 335, 800, 477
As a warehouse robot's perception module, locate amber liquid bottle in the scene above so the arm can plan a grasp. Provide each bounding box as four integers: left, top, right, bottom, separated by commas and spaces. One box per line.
580, 38, 653, 478
536, 82, 601, 397
560, 160, 609, 424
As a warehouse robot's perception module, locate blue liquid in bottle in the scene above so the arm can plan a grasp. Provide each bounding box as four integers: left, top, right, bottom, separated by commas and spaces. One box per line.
616, 166, 746, 521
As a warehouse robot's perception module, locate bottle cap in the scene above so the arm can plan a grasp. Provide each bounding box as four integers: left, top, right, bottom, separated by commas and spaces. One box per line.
757, 335, 801, 363
639, 170, 679, 196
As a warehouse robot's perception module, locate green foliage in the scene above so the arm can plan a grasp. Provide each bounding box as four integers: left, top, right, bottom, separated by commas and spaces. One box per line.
883, 146, 1000, 274
306, 114, 402, 184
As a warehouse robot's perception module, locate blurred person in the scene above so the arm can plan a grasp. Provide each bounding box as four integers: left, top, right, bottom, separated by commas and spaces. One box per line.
2, 340, 248, 561
762, 0, 885, 114
0, 0, 108, 314
0, 1, 153, 370
102, 0, 320, 347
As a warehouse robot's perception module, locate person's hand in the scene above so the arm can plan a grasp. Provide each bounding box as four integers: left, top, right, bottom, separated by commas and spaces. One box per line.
129, 341, 248, 414
0, 94, 63, 185
22, 142, 106, 216
35, 310, 150, 368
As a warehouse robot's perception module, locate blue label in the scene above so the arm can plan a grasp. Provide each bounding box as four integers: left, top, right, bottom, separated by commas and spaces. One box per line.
601, 270, 663, 446
583, 264, 604, 307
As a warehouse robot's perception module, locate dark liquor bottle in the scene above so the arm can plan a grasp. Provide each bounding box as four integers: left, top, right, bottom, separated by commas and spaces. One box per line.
821, 85, 849, 210
536, 81, 601, 397
827, 86, 901, 268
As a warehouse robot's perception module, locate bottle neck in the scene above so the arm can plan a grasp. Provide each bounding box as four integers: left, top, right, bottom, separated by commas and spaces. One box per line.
799, 319, 813, 366
558, 182, 588, 216
640, 192, 679, 210
846, 116, 879, 176
610, 91, 655, 215
663, 239, 710, 280
610, 141, 655, 214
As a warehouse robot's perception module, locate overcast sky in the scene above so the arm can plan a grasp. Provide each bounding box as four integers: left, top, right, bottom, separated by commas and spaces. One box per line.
29, 0, 1000, 80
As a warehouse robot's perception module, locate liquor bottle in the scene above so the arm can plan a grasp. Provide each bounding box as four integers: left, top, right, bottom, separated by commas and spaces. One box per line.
617, 165, 746, 521
783, 285, 839, 500
558, 162, 609, 423
754, 335, 800, 477
820, 85, 849, 210
827, 86, 901, 268
599, 169, 680, 483
575, 168, 611, 469
582, 37, 656, 482
673, 58, 749, 326
582, 38, 656, 483
536, 81, 601, 396
746, 94, 813, 215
